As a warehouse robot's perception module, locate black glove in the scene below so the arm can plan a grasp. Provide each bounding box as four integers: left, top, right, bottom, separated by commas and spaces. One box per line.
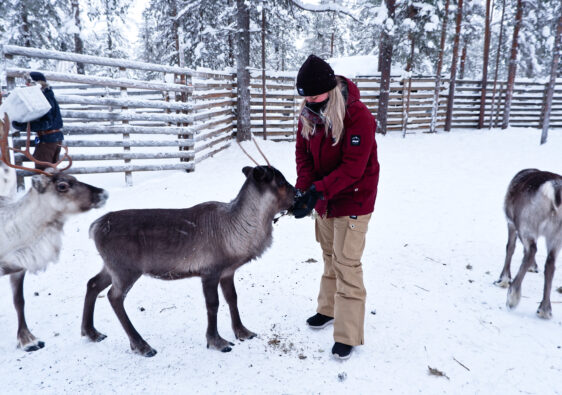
292, 184, 322, 219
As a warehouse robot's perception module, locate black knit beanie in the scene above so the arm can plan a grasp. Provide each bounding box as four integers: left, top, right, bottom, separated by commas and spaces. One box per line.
296, 55, 337, 96
29, 71, 47, 82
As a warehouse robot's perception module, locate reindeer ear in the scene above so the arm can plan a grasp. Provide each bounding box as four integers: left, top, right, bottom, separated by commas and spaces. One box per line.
252, 166, 274, 182
31, 174, 50, 194
242, 166, 252, 177
253, 166, 266, 181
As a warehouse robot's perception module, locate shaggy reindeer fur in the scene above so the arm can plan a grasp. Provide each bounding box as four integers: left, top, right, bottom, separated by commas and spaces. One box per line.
495, 169, 562, 319
0, 171, 108, 350
82, 166, 295, 357
0, 161, 16, 197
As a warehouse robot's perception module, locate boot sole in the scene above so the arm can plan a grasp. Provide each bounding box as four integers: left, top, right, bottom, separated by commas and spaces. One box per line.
332, 351, 352, 360
306, 319, 334, 329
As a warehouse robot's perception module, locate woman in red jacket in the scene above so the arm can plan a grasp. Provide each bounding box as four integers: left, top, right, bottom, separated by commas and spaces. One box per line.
292, 55, 380, 360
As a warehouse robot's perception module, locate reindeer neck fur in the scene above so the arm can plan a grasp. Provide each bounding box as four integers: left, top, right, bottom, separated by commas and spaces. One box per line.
0, 187, 65, 272
222, 180, 279, 261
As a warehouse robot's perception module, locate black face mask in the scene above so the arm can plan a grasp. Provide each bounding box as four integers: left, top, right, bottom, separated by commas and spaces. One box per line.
305, 98, 329, 114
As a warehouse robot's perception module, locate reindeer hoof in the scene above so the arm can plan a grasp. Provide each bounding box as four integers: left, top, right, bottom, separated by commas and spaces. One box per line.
494, 278, 510, 288
238, 334, 256, 341
537, 306, 552, 320
528, 264, 539, 273
506, 287, 521, 309
131, 341, 157, 357
82, 328, 107, 342
23, 341, 45, 352
207, 336, 234, 352
94, 334, 107, 342
235, 327, 257, 341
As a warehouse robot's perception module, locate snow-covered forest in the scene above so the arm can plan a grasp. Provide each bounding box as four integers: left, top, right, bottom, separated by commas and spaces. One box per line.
0, 0, 559, 80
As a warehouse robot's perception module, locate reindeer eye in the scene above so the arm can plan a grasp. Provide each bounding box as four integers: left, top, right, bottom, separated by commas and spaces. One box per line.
56, 181, 70, 192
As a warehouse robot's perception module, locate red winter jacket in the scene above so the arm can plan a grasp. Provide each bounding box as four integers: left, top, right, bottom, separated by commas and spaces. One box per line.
295, 76, 379, 218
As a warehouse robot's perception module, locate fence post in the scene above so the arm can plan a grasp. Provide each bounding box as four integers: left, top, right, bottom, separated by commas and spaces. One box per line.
538, 81, 549, 130
401, 77, 413, 138
494, 82, 505, 128
180, 71, 194, 171
1, 46, 24, 190
119, 66, 132, 186
262, 70, 267, 140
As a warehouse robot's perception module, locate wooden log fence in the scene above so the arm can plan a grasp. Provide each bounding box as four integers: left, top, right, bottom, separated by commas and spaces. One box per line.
1, 44, 559, 187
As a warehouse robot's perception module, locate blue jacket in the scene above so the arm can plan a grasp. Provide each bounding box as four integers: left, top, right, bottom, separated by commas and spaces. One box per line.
12, 86, 64, 142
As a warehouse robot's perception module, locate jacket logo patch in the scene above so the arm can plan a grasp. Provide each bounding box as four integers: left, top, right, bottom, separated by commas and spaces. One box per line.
351, 135, 361, 146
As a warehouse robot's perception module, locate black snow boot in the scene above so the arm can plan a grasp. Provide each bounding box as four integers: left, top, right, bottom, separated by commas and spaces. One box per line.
306, 313, 334, 329
332, 342, 353, 360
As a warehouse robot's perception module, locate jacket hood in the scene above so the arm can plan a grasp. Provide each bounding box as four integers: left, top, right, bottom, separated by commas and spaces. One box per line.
338, 75, 360, 106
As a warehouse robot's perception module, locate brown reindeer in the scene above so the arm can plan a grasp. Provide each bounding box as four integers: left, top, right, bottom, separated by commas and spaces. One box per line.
495, 169, 562, 319
82, 165, 295, 357
0, 114, 108, 351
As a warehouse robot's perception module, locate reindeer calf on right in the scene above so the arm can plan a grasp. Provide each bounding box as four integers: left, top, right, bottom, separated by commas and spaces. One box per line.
495, 169, 562, 319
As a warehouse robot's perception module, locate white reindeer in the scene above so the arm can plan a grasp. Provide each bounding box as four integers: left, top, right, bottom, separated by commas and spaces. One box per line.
0, 115, 108, 351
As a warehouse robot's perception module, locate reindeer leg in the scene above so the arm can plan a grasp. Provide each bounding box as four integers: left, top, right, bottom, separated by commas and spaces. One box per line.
220, 274, 256, 341
537, 250, 557, 319
107, 273, 156, 357
81, 268, 112, 342
507, 239, 537, 309
495, 223, 517, 287
527, 233, 539, 273
202, 275, 234, 352
10, 271, 44, 351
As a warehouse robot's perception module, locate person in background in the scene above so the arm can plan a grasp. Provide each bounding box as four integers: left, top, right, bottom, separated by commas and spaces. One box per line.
12, 71, 64, 170
292, 54, 380, 360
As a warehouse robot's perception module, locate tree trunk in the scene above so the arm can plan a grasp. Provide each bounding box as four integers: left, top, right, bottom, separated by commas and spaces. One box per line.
104, 0, 114, 57
444, 0, 464, 132
429, 0, 450, 133
261, 6, 267, 140
489, 0, 506, 128
21, 11, 31, 47
376, 0, 396, 135
540, 11, 562, 144
71, 0, 85, 74
170, 0, 181, 67
226, 0, 234, 67
402, 5, 417, 138
501, 0, 523, 129
459, 41, 467, 80
236, 0, 251, 142
378, 33, 384, 72
477, 0, 492, 128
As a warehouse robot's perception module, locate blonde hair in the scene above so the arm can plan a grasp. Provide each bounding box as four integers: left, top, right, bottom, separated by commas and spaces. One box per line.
299, 80, 346, 145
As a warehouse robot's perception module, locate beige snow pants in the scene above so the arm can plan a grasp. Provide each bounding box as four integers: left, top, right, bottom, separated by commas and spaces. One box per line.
315, 213, 371, 346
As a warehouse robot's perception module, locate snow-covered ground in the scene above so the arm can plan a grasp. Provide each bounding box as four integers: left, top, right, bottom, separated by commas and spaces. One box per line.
1, 127, 561, 394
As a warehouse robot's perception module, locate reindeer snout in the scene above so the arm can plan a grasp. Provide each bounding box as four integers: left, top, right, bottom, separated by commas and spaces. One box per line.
93, 189, 109, 208
85, 186, 108, 209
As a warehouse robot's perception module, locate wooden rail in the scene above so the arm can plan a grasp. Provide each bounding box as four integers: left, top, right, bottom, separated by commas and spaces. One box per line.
1, 44, 234, 187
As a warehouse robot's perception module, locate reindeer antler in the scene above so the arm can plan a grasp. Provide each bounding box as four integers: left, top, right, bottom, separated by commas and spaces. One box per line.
1, 113, 72, 176
237, 137, 272, 167
252, 137, 271, 167
237, 140, 260, 166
